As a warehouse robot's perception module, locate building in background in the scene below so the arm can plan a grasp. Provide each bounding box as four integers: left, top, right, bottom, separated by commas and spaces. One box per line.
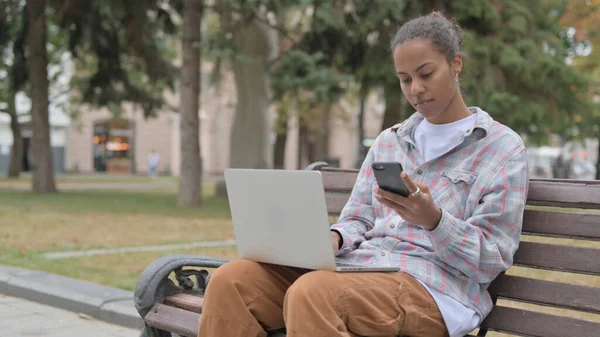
0, 53, 72, 175
0, 92, 70, 174
65, 62, 387, 176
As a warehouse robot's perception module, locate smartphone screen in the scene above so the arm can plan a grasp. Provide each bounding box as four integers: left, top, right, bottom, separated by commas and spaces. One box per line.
371, 161, 410, 197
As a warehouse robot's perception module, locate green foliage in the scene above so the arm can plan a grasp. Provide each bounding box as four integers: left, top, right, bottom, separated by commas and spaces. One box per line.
0, 0, 182, 119
558, 0, 600, 141
0, 0, 71, 116
0, 0, 27, 95
266, 0, 411, 137
200, 0, 590, 147
0, 1, 20, 90
53, 0, 181, 118
454, 0, 591, 144
270, 50, 351, 103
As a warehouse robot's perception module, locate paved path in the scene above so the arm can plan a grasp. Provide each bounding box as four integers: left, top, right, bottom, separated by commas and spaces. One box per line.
0, 295, 138, 337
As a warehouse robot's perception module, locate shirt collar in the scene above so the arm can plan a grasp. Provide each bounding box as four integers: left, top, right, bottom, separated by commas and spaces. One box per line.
390, 106, 493, 139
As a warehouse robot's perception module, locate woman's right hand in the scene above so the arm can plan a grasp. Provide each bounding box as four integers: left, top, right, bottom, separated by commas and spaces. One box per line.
331, 231, 341, 253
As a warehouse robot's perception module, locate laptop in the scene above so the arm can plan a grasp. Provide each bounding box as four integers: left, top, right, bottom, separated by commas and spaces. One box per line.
224, 168, 398, 272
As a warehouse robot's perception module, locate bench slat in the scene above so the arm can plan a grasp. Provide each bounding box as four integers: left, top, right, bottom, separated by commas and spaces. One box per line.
526, 180, 600, 209
147, 302, 600, 337
145, 303, 200, 337
320, 170, 357, 191
514, 242, 600, 275
147, 303, 289, 337
488, 274, 600, 313
319, 168, 600, 209
326, 194, 600, 242
163, 292, 204, 313
481, 306, 600, 337
320, 167, 359, 174
148, 300, 483, 337
522, 210, 600, 240
325, 193, 350, 215
322, 206, 600, 276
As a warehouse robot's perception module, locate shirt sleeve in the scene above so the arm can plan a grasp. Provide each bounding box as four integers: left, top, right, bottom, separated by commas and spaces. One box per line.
329, 137, 378, 256
427, 148, 529, 283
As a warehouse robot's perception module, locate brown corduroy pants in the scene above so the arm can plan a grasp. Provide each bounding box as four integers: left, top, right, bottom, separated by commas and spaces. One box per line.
196, 259, 448, 337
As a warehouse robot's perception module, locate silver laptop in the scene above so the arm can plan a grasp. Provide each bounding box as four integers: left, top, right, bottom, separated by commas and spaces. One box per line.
224, 168, 398, 272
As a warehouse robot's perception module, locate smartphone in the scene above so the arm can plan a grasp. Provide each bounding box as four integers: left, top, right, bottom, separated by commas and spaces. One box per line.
371, 161, 410, 197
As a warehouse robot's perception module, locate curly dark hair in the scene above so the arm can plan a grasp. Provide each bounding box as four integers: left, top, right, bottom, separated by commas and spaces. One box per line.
390, 11, 464, 63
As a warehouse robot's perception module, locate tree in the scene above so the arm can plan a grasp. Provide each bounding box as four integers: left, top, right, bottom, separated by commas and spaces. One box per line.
1, 1, 72, 179
202, 0, 590, 174
212, 2, 278, 170
5, 92, 20, 177
55, 0, 200, 201
456, 1, 586, 145
292, 1, 589, 145
291, 0, 411, 164
559, 0, 600, 178
1, 0, 181, 188
203, 1, 352, 170
27, 0, 57, 192
57, 0, 179, 118
269, 50, 351, 167
323, 0, 590, 145
179, 0, 203, 207
0, 0, 24, 178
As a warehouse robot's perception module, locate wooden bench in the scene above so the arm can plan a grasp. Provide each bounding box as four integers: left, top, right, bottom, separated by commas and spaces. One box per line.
134, 162, 600, 337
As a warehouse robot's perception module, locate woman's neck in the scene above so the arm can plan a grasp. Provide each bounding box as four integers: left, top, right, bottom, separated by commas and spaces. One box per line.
427, 91, 472, 124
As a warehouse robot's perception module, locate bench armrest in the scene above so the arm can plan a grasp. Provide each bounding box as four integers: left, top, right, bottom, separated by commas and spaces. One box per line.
304, 161, 329, 171
134, 254, 230, 318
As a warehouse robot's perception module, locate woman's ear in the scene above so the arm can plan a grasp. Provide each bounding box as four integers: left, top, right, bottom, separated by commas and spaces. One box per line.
452, 52, 463, 75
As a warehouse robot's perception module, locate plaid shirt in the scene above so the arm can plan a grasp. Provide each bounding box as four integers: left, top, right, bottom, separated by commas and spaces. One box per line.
331, 107, 529, 319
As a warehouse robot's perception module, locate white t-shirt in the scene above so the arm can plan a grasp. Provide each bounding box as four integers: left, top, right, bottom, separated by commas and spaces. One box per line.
414, 113, 481, 337
414, 113, 478, 163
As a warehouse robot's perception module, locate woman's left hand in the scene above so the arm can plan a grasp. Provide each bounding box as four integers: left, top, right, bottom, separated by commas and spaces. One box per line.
374, 172, 442, 231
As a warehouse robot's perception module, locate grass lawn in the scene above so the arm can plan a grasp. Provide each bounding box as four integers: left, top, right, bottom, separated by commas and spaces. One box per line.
1, 245, 239, 291
0, 189, 233, 252
0, 187, 239, 291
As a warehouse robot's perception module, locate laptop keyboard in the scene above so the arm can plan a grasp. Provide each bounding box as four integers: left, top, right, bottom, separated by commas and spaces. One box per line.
335, 260, 363, 267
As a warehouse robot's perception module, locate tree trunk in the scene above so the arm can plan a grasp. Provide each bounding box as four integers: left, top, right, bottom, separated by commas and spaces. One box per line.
317, 106, 331, 163
307, 137, 318, 164
380, 84, 408, 131
27, 0, 57, 193
7, 94, 22, 178
273, 133, 287, 169
356, 87, 367, 168
307, 104, 331, 164
297, 124, 308, 169
322, 107, 331, 159
178, 0, 203, 207
272, 104, 288, 169
228, 16, 276, 169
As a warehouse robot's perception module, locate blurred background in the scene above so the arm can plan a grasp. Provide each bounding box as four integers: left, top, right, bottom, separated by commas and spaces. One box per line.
1, 0, 600, 195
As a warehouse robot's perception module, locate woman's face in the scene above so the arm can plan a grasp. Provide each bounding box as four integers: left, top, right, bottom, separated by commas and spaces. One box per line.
393, 38, 462, 124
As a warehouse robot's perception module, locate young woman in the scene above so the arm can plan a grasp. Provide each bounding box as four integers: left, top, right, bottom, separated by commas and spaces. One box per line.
197, 12, 529, 337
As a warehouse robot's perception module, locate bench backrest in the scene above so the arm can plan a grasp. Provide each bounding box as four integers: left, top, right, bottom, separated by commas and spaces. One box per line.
316, 165, 600, 337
